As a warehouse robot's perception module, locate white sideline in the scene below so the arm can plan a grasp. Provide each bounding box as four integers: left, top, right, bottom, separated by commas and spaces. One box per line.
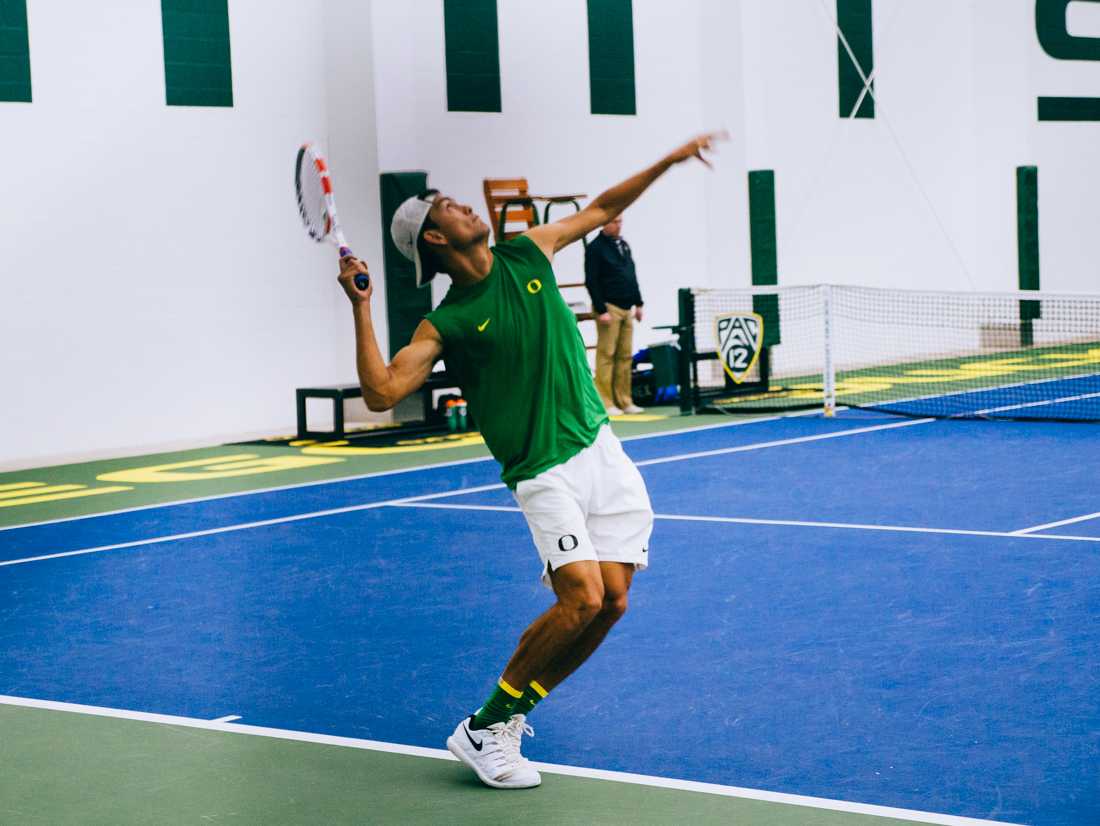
0, 694, 1019, 826
0, 417, 922, 568
392, 502, 1100, 544
972, 390, 1100, 417
856, 370, 1100, 412
633, 417, 932, 467
1012, 510, 1100, 535
0, 413, 803, 533
0, 484, 505, 568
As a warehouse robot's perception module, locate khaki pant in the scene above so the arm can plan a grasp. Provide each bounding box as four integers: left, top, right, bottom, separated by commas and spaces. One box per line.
595, 303, 635, 409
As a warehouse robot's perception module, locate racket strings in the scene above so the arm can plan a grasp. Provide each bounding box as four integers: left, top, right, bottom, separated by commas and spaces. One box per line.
296, 147, 333, 241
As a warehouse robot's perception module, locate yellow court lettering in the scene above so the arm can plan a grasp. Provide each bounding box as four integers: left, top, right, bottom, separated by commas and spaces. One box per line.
98, 453, 343, 484
301, 433, 485, 456
0, 482, 133, 508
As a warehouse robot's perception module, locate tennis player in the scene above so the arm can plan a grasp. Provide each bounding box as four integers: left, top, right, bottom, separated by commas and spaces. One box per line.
337, 133, 725, 789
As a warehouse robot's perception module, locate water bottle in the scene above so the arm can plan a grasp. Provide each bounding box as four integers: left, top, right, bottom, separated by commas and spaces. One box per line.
445, 399, 457, 432
456, 398, 468, 432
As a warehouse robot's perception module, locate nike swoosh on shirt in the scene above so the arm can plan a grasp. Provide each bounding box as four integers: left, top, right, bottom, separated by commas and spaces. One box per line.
463, 724, 484, 751
477, 318, 491, 332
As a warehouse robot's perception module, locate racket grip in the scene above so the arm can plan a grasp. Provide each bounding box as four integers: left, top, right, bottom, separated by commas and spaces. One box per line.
339, 246, 370, 290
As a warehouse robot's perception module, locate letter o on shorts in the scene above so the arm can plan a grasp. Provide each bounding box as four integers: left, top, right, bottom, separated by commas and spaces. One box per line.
514, 426, 653, 588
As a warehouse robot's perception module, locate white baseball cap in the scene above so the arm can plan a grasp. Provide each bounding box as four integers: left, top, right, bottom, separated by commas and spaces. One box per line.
390, 191, 440, 288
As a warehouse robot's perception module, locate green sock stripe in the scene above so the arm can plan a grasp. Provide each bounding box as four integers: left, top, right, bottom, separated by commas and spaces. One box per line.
513, 681, 549, 717
471, 683, 519, 729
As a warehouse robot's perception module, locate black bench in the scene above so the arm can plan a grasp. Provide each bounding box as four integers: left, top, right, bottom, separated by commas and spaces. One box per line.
295, 371, 462, 440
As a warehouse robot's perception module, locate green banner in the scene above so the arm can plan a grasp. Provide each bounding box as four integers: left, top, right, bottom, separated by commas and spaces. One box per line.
161, 0, 233, 107
587, 0, 636, 115
837, 0, 874, 119
0, 0, 32, 102
443, 0, 501, 112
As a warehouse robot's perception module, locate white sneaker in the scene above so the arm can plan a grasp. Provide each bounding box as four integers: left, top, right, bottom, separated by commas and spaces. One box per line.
446, 715, 541, 789
622, 404, 645, 415
501, 714, 535, 768
606, 406, 624, 416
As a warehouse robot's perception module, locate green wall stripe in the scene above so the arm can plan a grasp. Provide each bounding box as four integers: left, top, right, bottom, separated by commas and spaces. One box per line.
748, 170, 781, 347
587, 0, 636, 116
380, 172, 433, 358
1016, 166, 1040, 345
836, 0, 874, 119
1037, 96, 1100, 121
0, 0, 31, 103
161, 0, 233, 107
443, 0, 501, 113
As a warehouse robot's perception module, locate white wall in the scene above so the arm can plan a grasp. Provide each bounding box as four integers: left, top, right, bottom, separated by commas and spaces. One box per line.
0, 0, 381, 468
370, 0, 712, 354
1030, 0, 1100, 293
5, 0, 1100, 467
730, 0, 1100, 294
735, 0, 984, 290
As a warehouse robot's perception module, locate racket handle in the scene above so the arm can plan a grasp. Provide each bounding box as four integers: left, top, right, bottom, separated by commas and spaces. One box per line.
339, 245, 370, 290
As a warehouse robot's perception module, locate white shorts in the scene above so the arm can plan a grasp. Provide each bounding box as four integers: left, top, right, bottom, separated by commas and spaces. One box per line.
514, 425, 654, 588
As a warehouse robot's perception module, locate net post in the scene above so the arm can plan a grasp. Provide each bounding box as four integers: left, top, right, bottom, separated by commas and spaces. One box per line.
822, 284, 837, 417
677, 288, 696, 415
1016, 166, 1040, 347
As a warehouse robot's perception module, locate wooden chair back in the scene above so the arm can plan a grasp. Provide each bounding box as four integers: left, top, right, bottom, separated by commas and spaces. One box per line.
482, 178, 538, 242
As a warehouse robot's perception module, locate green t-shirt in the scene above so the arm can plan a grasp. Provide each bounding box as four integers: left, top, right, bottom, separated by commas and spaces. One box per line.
426, 235, 609, 488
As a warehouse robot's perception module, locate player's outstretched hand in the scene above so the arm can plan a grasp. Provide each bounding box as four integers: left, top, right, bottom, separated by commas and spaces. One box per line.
338, 256, 373, 304
666, 131, 729, 169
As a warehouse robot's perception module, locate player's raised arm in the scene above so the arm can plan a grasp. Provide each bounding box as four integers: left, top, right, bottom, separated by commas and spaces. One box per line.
524, 131, 728, 261
338, 255, 443, 411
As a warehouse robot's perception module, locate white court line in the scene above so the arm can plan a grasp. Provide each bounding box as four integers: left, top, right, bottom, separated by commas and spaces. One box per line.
0, 484, 505, 568
393, 502, 1100, 544
396, 503, 520, 514
0, 694, 1019, 826
0, 418, 921, 568
1012, 510, 1100, 535
971, 391, 1100, 417
858, 370, 1100, 412
634, 417, 932, 467
0, 412, 811, 534
210, 714, 241, 723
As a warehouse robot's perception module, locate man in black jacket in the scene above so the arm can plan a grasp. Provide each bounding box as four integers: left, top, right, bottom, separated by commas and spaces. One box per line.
584, 215, 644, 415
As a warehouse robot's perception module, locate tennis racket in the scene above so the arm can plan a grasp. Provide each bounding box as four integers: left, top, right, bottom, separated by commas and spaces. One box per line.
294, 143, 369, 290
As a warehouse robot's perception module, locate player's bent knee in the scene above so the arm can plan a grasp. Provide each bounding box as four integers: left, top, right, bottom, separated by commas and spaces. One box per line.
602, 592, 628, 620
554, 599, 600, 633
556, 583, 605, 628
575, 591, 605, 623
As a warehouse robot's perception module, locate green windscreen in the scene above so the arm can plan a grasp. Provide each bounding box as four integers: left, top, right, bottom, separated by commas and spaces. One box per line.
0, 0, 31, 102
380, 172, 433, 357
587, 0, 636, 115
161, 0, 233, 107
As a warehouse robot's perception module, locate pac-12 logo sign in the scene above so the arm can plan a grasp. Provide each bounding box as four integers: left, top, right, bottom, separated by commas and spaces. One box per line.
714, 312, 764, 384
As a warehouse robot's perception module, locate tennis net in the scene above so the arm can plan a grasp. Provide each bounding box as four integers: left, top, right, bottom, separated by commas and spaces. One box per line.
675, 285, 1100, 422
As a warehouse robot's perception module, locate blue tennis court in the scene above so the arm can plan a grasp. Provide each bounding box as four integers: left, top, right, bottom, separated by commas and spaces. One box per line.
1, 412, 1097, 824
